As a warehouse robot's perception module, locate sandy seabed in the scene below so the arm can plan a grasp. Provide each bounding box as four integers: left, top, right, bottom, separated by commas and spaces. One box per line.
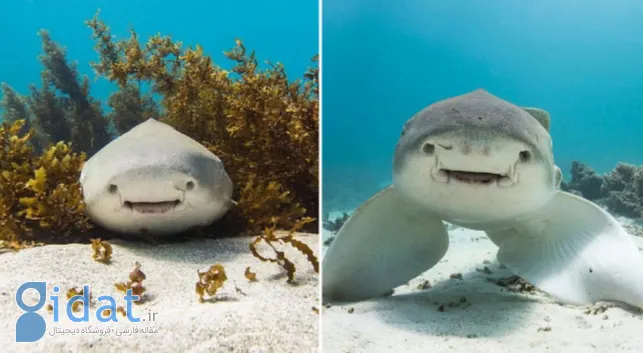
321, 221, 643, 353
0, 232, 320, 353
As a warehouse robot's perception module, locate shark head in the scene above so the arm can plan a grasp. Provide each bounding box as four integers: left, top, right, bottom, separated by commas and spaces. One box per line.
392, 89, 558, 228
80, 119, 234, 235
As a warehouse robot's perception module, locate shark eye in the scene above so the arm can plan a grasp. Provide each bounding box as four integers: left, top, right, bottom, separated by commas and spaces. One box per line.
421, 142, 435, 155
519, 150, 531, 162
107, 184, 118, 194
186, 181, 195, 190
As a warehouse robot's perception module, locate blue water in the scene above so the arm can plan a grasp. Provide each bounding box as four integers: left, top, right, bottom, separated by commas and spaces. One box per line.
322, 0, 643, 212
0, 0, 318, 118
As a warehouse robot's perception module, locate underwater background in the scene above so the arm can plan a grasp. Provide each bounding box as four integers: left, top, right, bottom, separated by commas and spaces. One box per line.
0, 0, 318, 118
322, 0, 643, 213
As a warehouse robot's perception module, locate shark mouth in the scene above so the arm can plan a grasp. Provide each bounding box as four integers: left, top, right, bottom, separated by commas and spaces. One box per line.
124, 200, 181, 214
445, 170, 502, 184
432, 168, 517, 187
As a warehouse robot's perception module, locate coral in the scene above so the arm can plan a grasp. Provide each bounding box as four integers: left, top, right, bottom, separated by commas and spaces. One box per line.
321, 212, 351, 248
599, 163, 643, 218
634, 168, 643, 198
602, 162, 637, 194
567, 161, 604, 200
86, 12, 319, 234
0, 120, 91, 249
564, 161, 643, 219
322, 212, 350, 233
602, 190, 641, 218
249, 217, 318, 282
196, 264, 228, 303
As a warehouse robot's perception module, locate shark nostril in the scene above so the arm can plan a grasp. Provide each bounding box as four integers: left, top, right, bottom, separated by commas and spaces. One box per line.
422, 143, 435, 155
519, 150, 531, 162
186, 181, 195, 191
107, 184, 118, 194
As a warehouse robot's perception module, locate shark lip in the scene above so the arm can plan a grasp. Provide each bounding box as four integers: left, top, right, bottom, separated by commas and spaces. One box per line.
124, 200, 181, 214
441, 169, 507, 185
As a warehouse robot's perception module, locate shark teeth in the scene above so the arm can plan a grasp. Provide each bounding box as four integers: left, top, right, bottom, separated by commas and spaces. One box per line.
497, 163, 518, 188
429, 158, 449, 183
124, 200, 181, 214
430, 167, 450, 183
429, 156, 520, 187
431, 168, 517, 187
509, 162, 519, 184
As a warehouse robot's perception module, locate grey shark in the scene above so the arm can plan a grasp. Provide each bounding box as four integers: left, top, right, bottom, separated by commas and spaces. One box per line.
322, 89, 643, 310
80, 118, 234, 235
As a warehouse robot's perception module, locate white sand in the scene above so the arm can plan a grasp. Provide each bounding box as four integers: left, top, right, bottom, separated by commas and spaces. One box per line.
321, 226, 643, 353
0, 232, 320, 353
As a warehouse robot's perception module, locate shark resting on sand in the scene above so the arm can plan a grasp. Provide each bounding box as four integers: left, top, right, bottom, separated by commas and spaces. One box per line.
79, 118, 234, 236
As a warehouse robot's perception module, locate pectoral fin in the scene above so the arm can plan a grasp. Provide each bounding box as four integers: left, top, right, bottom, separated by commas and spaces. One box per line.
322, 186, 449, 304
486, 191, 643, 308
